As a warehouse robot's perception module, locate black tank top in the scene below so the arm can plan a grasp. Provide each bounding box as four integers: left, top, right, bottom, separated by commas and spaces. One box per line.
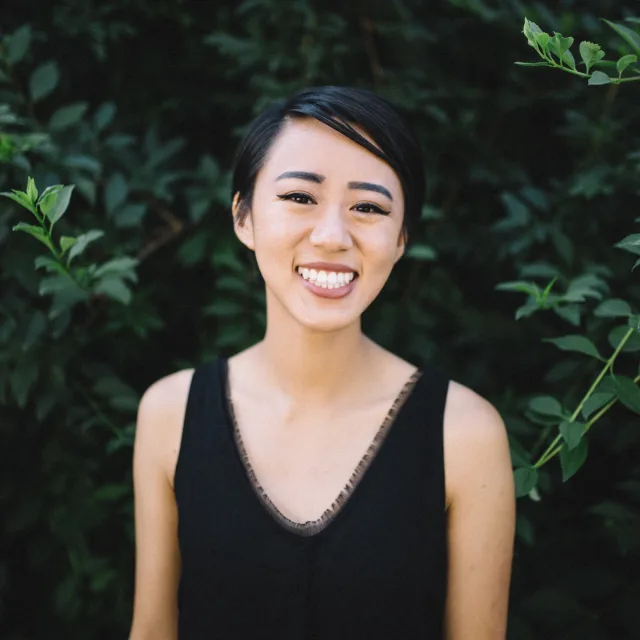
174, 356, 449, 639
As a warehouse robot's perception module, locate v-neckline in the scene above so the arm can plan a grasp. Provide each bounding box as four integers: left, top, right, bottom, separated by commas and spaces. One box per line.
218, 357, 422, 540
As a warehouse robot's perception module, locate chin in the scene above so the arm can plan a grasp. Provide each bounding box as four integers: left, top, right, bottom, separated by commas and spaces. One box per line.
293, 309, 361, 334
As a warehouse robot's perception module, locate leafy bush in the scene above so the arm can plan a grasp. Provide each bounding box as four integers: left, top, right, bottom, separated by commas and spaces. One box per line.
1, 1, 640, 638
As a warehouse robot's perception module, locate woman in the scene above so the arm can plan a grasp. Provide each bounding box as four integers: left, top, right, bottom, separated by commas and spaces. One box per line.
129, 86, 515, 640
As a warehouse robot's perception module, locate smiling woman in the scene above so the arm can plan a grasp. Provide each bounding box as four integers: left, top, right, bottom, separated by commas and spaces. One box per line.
129, 86, 515, 640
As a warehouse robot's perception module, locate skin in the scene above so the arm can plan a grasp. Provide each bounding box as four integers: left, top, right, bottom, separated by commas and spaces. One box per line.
129, 117, 515, 639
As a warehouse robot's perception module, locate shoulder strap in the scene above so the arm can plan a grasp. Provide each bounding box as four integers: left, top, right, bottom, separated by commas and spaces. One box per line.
389, 361, 450, 507
173, 358, 220, 497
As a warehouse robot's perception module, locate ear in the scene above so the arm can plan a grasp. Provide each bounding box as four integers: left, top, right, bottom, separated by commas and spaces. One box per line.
232, 192, 255, 251
394, 227, 407, 264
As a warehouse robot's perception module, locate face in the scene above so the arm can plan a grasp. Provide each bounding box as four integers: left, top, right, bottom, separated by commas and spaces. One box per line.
233, 117, 406, 333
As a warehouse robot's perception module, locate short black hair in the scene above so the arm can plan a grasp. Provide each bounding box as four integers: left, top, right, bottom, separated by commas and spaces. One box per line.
231, 86, 425, 242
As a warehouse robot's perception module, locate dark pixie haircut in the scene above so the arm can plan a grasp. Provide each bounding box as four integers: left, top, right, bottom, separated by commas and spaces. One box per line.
231, 85, 425, 241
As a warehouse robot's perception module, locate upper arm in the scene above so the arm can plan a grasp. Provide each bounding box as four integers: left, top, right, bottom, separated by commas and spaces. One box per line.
129, 370, 193, 640
443, 383, 516, 640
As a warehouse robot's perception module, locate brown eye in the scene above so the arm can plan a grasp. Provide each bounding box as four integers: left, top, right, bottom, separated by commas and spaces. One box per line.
277, 192, 315, 205
353, 202, 390, 215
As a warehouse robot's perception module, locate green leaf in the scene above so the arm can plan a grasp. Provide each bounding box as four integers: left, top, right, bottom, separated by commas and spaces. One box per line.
68, 230, 104, 263
93, 102, 116, 131
63, 154, 101, 175
49, 103, 88, 130
612, 375, 640, 415
560, 438, 588, 481
26, 177, 38, 204
203, 300, 244, 317
582, 392, 615, 419
515, 300, 539, 320
495, 281, 539, 296
548, 33, 575, 67
0, 190, 36, 213
523, 18, 544, 48
104, 172, 128, 215
12, 222, 53, 251
559, 420, 585, 451
46, 185, 75, 226
529, 395, 564, 417
603, 19, 640, 56
541, 277, 557, 301
616, 54, 638, 75
59, 236, 77, 254
34, 255, 64, 274
514, 467, 538, 498
553, 304, 581, 327
7, 25, 32, 65
23, 312, 46, 351
594, 299, 632, 318
38, 275, 88, 316
94, 256, 138, 280
562, 48, 576, 69
37, 185, 64, 215
29, 61, 59, 102
633, 258, 640, 272
405, 244, 437, 261
39, 274, 74, 295
114, 203, 146, 228
608, 326, 640, 352
93, 276, 132, 304
544, 335, 604, 360
534, 32, 550, 52
588, 71, 612, 85
615, 233, 640, 256
9, 359, 38, 408
579, 41, 605, 74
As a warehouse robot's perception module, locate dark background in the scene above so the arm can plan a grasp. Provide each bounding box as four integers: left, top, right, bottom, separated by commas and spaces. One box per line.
1, 0, 639, 638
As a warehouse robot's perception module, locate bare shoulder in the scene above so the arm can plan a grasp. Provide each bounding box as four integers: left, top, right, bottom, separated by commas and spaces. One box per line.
136, 368, 195, 490
444, 380, 507, 440
443, 380, 512, 506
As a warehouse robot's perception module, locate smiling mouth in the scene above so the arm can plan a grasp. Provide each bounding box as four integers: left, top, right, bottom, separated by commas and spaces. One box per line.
295, 266, 358, 290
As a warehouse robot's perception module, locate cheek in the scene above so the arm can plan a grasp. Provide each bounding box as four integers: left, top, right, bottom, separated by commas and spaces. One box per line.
362, 228, 402, 266
251, 208, 307, 270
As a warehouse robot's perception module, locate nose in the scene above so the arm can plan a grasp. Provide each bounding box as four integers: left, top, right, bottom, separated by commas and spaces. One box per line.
309, 206, 353, 252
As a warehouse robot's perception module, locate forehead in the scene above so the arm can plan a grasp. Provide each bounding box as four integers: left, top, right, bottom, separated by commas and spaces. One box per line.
260, 117, 402, 191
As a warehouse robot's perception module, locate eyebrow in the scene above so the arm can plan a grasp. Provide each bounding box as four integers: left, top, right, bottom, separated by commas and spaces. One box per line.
275, 171, 393, 202
275, 171, 324, 183
348, 181, 393, 201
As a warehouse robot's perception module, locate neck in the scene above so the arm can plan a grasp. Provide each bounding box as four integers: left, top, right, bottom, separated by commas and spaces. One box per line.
253, 296, 377, 404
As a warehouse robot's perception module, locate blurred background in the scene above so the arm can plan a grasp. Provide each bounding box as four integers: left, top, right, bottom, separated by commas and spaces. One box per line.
1, 0, 639, 638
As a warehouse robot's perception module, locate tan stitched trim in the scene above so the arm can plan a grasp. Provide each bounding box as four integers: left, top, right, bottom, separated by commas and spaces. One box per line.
225, 368, 422, 537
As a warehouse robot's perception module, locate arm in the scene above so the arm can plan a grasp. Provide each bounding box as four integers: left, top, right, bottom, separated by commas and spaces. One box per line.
129, 372, 192, 640
443, 383, 516, 640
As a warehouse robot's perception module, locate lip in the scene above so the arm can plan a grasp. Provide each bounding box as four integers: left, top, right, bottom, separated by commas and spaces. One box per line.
296, 262, 359, 274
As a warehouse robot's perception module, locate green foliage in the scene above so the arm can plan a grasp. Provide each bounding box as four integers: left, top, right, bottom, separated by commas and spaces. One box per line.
1, 1, 640, 639
519, 16, 640, 85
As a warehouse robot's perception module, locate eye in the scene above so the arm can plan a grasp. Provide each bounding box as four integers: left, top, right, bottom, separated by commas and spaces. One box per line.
352, 202, 390, 215
277, 192, 316, 205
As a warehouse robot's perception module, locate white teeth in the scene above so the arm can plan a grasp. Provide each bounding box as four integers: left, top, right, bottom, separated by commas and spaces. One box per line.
297, 267, 356, 289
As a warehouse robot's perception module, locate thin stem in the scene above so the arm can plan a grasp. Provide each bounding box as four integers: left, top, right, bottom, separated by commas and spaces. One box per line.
533, 326, 636, 469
